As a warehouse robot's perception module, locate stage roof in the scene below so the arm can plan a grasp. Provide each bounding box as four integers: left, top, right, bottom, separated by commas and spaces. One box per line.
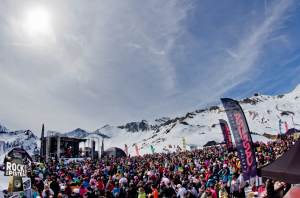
59, 136, 86, 142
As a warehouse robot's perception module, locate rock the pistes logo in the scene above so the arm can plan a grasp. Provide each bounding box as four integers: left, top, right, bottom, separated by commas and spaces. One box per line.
4, 162, 27, 177
234, 113, 253, 166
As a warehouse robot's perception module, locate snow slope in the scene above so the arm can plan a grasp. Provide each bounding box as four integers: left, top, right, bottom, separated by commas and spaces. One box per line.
98, 85, 300, 156
0, 85, 300, 158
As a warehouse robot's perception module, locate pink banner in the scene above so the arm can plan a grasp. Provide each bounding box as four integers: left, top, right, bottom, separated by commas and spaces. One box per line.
125, 144, 128, 157
285, 122, 288, 132
135, 145, 139, 156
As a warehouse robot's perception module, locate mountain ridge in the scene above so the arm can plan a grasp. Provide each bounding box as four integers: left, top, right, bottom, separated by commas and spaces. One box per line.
1, 84, 300, 157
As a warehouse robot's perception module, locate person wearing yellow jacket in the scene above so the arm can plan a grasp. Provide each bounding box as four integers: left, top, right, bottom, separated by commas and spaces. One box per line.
138, 187, 146, 198
236, 159, 241, 169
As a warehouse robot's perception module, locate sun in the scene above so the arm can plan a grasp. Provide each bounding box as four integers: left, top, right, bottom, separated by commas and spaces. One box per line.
27, 9, 50, 33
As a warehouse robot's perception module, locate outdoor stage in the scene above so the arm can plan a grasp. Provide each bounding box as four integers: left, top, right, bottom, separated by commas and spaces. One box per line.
42, 131, 102, 162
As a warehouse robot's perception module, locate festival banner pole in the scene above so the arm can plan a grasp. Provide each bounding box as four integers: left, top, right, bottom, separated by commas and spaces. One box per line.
221, 98, 257, 180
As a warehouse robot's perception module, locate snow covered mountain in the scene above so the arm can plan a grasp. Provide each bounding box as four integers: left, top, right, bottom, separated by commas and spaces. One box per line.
0, 123, 10, 133
97, 84, 300, 156
0, 130, 39, 161
1, 85, 300, 158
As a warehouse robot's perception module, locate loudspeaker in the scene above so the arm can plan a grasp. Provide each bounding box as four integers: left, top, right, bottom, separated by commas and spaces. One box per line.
8, 176, 24, 192
92, 141, 95, 152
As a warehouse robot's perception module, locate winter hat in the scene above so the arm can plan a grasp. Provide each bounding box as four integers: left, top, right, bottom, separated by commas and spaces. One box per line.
60, 186, 65, 191
161, 181, 165, 185
73, 188, 79, 193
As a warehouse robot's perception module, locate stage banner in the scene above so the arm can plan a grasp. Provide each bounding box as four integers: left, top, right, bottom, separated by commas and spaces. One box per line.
279, 119, 282, 134
182, 137, 186, 151
125, 144, 128, 157
135, 145, 139, 157
292, 116, 297, 134
150, 145, 154, 154
285, 122, 288, 132
219, 119, 233, 152
221, 98, 257, 180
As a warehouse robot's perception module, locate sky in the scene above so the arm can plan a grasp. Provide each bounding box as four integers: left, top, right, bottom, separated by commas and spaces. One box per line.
0, 0, 300, 136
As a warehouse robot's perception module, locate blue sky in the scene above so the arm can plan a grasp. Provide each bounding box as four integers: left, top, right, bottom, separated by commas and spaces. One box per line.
0, 0, 300, 135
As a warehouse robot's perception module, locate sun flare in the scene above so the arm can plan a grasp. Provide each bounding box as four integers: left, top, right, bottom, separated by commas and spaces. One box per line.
27, 9, 50, 33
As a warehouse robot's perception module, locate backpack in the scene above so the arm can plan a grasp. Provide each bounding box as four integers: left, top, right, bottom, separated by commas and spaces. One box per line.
94, 189, 103, 197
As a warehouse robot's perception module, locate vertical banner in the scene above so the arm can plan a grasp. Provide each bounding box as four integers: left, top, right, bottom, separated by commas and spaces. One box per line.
279, 119, 282, 134
285, 122, 288, 132
221, 98, 257, 180
150, 145, 154, 154
101, 138, 104, 157
292, 116, 297, 134
135, 145, 139, 156
219, 119, 233, 152
182, 137, 186, 151
40, 124, 44, 156
125, 144, 128, 157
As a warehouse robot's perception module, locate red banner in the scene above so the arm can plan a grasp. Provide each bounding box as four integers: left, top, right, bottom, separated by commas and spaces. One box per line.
135, 145, 139, 156
285, 122, 288, 132
219, 119, 233, 152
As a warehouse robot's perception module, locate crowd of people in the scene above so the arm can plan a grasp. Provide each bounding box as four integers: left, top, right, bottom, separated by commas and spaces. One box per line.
14, 135, 297, 198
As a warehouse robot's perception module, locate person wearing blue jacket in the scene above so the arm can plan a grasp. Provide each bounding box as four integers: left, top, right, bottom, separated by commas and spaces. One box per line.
218, 164, 229, 183
113, 182, 120, 197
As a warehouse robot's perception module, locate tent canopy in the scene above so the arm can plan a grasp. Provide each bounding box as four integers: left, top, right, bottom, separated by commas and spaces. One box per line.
282, 128, 300, 136
104, 147, 126, 158
257, 139, 300, 184
3, 147, 33, 164
203, 141, 219, 147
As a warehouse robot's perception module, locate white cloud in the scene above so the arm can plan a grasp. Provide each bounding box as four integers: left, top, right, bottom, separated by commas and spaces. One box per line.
127, 43, 141, 49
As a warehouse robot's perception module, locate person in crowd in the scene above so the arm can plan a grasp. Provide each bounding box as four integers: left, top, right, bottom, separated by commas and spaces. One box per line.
50, 177, 60, 198
138, 187, 146, 198
79, 184, 88, 196
200, 186, 211, 198
43, 184, 55, 198
219, 184, 228, 198
32, 186, 41, 198
266, 179, 275, 198
198, 185, 206, 198
24, 135, 296, 198
151, 184, 159, 198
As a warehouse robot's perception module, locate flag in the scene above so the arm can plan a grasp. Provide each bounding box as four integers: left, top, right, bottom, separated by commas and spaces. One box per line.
194, 146, 197, 150
221, 98, 257, 180
40, 124, 44, 156
285, 122, 288, 132
182, 137, 186, 151
190, 146, 194, 150
150, 145, 154, 154
135, 145, 139, 156
168, 145, 172, 148
292, 116, 297, 134
219, 119, 233, 152
125, 144, 128, 157
279, 119, 282, 134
